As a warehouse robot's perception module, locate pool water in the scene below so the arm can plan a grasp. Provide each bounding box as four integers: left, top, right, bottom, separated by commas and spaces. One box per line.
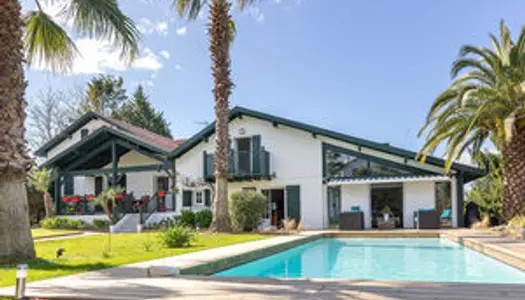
215, 238, 525, 284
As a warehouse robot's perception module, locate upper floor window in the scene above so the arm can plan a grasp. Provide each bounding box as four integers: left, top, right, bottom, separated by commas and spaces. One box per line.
325, 148, 410, 178
81, 129, 89, 139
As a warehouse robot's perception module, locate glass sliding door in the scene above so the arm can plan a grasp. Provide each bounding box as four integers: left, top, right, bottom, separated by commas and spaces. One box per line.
327, 186, 341, 227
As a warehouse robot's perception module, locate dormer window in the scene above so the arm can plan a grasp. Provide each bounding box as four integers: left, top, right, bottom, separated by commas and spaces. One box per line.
81, 129, 89, 139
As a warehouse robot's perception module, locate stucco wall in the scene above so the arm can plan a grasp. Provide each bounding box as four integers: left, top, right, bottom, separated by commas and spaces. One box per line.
46, 119, 109, 160
403, 181, 436, 228
175, 116, 325, 229
341, 184, 372, 228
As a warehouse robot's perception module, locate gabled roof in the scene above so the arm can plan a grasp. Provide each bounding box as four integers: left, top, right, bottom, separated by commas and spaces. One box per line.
169, 106, 485, 182
35, 111, 184, 156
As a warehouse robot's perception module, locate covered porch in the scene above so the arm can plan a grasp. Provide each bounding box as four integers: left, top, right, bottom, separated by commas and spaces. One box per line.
41, 127, 177, 219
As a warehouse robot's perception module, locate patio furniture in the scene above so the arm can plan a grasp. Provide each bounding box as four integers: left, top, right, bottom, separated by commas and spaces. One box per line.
413, 209, 440, 229
377, 218, 396, 229
339, 211, 364, 230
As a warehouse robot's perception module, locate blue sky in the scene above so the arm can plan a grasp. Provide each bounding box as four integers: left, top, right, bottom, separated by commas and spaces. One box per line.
22, 0, 525, 158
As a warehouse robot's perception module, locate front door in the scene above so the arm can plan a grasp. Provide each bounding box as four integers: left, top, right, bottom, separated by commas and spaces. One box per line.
327, 186, 341, 227
94, 176, 103, 196
263, 189, 284, 227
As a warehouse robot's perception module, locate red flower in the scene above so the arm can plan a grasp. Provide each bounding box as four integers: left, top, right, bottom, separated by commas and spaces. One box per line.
157, 192, 166, 197
70, 195, 81, 202
115, 194, 125, 200
85, 195, 94, 201
61, 196, 71, 202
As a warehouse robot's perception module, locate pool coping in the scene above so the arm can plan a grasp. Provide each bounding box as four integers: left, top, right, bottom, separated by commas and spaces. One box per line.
443, 231, 525, 271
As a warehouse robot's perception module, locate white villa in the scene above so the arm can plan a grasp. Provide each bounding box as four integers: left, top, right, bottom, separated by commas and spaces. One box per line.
35, 107, 484, 230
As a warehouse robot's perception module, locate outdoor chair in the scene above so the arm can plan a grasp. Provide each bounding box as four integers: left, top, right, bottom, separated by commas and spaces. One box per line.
413, 209, 440, 229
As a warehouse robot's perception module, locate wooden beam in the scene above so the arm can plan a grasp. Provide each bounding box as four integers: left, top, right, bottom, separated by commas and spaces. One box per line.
63, 140, 113, 173
112, 140, 118, 187
68, 164, 163, 176
115, 140, 166, 163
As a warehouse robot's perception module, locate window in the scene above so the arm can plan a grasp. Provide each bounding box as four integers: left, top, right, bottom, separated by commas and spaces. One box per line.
325, 148, 410, 178
195, 191, 203, 204
236, 137, 251, 174
81, 129, 89, 139
435, 182, 451, 215
242, 187, 256, 191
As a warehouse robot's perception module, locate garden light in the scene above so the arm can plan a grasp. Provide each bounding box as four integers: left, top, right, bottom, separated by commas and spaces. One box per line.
15, 264, 28, 299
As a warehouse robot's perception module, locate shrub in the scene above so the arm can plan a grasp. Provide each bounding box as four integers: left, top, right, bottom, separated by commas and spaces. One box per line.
92, 219, 110, 230
160, 226, 195, 248
40, 217, 86, 229
195, 209, 212, 228
229, 190, 267, 232
179, 210, 196, 228
507, 216, 525, 239
282, 218, 297, 233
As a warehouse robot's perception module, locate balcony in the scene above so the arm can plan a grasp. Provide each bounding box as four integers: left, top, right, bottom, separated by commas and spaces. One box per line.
204, 148, 273, 181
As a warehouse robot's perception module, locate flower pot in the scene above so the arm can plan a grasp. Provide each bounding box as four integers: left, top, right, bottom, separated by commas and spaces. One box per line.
383, 214, 390, 222
136, 224, 143, 233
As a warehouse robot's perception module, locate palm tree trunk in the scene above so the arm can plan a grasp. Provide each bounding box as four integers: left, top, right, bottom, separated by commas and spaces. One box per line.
501, 128, 525, 221
209, 0, 232, 232
44, 192, 53, 218
0, 0, 36, 262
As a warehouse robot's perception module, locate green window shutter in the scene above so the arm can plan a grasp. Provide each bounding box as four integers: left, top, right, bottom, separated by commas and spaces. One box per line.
204, 190, 211, 206
252, 135, 261, 174
64, 175, 75, 195
286, 185, 301, 222
183, 190, 192, 207
203, 151, 207, 177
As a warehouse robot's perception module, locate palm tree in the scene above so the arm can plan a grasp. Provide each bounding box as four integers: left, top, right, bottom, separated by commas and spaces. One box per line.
173, 0, 254, 232
0, 0, 139, 262
418, 20, 525, 221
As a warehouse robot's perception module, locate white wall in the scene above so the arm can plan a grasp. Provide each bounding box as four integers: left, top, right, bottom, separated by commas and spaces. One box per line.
403, 181, 436, 228
46, 119, 109, 160
175, 116, 325, 229
341, 184, 372, 228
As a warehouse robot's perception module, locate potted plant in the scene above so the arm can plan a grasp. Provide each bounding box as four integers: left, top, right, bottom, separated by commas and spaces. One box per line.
381, 206, 392, 222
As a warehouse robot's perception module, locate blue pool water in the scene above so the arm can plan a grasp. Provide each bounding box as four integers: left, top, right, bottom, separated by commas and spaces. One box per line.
216, 238, 525, 284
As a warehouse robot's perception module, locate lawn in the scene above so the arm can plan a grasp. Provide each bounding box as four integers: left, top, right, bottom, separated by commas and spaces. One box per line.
31, 229, 81, 239
0, 233, 268, 287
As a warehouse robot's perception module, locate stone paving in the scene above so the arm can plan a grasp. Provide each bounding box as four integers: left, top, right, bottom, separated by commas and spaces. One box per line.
1, 229, 524, 299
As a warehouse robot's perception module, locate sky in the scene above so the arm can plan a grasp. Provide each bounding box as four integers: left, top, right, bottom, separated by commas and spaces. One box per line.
21, 0, 525, 159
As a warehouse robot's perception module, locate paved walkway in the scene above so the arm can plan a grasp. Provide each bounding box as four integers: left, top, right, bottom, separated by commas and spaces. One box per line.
1, 229, 523, 299
34, 231, 102, 242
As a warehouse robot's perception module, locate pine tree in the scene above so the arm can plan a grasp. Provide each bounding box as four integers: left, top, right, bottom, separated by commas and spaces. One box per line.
116, 85, 172, 138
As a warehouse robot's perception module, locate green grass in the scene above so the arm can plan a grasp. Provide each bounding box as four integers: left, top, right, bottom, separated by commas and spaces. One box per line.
31, 229, 81, 238
0, 233, 268, 288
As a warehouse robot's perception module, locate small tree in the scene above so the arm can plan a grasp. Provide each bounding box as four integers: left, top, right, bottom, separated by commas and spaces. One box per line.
94, 186, 125, 225
27, 167, 56, 218
229, 190, 267, 232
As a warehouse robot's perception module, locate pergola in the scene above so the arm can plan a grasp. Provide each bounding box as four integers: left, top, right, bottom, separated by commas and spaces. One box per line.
41, 126, 176, 213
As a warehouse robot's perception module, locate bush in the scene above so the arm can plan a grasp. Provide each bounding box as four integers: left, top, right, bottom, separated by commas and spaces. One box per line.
195, 209, 212, 228
179, 210, 196, 228
507, 216, 525, 239
92, 219, 110, 230
40, 217, 86, 229
229, 191, 267, 232
160, 226, 195, 248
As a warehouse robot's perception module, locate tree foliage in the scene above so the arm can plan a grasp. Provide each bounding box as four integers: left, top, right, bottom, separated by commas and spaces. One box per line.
114, 85, 172, 137
77, 75, 128, 117
418, 20, 525, 169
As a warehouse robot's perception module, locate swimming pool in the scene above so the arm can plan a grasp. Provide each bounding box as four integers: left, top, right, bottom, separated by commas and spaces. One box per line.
215, 238, 525, 284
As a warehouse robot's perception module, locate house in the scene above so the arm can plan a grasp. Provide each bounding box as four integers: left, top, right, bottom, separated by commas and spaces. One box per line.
36, 107, 485, 230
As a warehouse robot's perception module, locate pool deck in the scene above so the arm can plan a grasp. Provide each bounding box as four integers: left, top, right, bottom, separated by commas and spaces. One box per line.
1, 229, 524, 299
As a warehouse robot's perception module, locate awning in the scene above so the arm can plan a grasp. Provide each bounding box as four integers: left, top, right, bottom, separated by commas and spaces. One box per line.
327, 175, 451, 186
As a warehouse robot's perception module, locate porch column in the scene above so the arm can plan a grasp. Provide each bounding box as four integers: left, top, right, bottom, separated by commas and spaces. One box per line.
451, 175, 458, 227
111, 140, 117, 187
171, 161, 176, 212
456, 172, 465, 227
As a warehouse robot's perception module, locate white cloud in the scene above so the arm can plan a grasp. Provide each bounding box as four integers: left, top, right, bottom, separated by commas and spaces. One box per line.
31, 39, 163, 74
175, 64, 184, 71
250, 7, 265, 23
138, 18, 169, 36
176, 26, 187, 36
160, 50, 170, 59
133, 48, 163, 71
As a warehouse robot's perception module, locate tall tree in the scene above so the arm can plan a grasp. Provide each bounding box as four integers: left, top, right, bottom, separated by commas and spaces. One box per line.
27, 86, 77, 152
78, 75, 127, 117
115, 85, 172, 137
0, 0, 139, 262
27, 167, 56, 218
173, 0, 254, 232
418, 21, 525, 221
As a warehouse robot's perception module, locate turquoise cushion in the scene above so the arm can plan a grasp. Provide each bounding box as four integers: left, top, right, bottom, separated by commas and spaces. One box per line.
351, 206, 360, 212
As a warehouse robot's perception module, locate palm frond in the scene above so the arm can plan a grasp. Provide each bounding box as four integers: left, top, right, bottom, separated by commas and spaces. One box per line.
173, 0, 206, 19
62, 0, 140, 62
24, 10, 78, 72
